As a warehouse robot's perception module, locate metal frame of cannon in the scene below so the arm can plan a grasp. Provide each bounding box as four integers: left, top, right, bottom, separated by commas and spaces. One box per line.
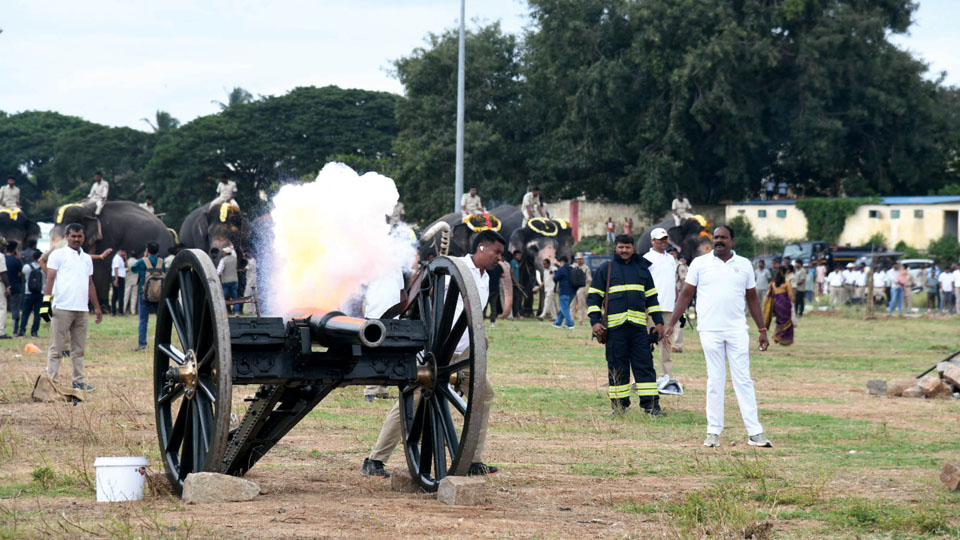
153, 249, 487, 494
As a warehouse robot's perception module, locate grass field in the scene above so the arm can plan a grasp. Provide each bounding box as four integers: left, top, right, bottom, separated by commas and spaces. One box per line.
0, 306, 958, 539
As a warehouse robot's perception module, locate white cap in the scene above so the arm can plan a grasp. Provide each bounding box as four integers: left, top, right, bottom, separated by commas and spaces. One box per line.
846, 262, 854, 268
223, 247, 233, 255
650, 227, 668, 240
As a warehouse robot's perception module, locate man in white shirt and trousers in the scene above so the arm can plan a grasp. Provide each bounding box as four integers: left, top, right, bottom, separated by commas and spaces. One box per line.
210, 173, 239, 210
86, 172, 109, 216
666, 224, 773, 448
643, 227, 679, 381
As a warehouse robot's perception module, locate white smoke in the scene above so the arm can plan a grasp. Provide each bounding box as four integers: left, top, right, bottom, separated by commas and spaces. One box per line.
265, 162, 415, 317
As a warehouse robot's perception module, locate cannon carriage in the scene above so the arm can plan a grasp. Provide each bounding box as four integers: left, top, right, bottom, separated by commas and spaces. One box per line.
152, 249, 487, 494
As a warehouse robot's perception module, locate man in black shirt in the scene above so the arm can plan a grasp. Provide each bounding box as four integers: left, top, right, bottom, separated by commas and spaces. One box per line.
487, 255, 504, 327
5, 242, 23, 337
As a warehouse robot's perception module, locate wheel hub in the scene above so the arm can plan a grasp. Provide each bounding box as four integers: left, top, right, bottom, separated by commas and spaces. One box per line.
416, 351, 437, 391
165, 350, 199, 399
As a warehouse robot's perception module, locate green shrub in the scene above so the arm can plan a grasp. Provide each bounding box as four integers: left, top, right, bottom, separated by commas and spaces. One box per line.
927, 236, 960, 266
572, 235, 607, 255
795, 198, 879, 243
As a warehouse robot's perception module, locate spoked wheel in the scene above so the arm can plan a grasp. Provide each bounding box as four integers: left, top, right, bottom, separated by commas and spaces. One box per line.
154, 249, 233, 494
400, 256, 488, 491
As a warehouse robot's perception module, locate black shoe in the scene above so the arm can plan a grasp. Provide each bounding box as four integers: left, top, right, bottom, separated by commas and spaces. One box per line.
30, 333, 39, 338
62, 350, 70, 357
72, 382, 95, 391
133, 346, 146, 352
468, 462, 499, 476
645, 407, 666, 417
361, 458, 390, 478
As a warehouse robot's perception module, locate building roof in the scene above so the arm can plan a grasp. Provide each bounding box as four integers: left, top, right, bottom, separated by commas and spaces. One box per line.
732, 196, 960, 206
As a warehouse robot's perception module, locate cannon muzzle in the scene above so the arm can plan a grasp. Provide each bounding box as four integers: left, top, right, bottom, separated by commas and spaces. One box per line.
293, 311, 387, 348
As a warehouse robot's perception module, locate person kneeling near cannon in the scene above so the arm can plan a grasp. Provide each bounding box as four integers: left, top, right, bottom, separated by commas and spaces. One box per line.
361, 229, 506, 479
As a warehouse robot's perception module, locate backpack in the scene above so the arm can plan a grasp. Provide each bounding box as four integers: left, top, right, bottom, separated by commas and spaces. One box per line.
143, 257, 165, 303
27, 263, 43, 294
569, 266, 587, 290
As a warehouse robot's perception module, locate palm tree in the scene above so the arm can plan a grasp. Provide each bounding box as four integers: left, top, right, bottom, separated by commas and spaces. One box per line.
212, 87, 254, 110
142, 110, 180, 133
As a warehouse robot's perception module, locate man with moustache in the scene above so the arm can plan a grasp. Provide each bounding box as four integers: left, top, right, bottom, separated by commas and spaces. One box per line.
361, 229, 506, 479
666, 225, 773, 448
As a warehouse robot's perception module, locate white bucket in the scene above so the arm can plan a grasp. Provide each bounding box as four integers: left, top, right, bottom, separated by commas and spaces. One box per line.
94, 457, 148, 502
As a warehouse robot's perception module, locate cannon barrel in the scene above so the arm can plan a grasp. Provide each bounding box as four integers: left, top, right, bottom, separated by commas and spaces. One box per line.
294, 311, 387, 348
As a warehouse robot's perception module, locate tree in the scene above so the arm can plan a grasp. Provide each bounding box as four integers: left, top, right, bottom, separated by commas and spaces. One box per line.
392, 22, 527, 222
212, 87, 254, 110
141, 110, 180, 133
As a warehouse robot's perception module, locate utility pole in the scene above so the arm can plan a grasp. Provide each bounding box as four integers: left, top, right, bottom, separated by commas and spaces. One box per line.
454, 0, 466, 213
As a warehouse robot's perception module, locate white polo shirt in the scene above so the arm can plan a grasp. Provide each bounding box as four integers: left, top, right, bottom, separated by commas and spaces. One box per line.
47, 246, 94, 311
643, 249, 677, 311
827, 271, 843, 287
872, 270, 886, 288
111, 253, 127, 279
685, 250, 755, 332
854, 271, 867, 287
939, 271, 954, 292
453, 255, 489, 355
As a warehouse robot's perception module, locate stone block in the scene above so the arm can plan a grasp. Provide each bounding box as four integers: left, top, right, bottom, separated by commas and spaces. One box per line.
182, 472, 259, 504
940, 462, 960, 491
918, 376, 943, 398
886, 378, 917, 397
437, 476, 485, 506
941, 365, 960, 388
866, 380, 886, 396
932, 381, 955, 399
390, 470, 420, 493
901, 386, 924, 398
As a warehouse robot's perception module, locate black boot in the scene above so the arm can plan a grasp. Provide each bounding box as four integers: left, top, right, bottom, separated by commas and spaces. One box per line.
610, 398, 628, 415
641, 396, 665, 417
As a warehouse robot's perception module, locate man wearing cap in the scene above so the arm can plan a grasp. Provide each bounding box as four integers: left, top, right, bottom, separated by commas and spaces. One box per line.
671, 192, 694, 226
217, 246, 239, 314
461, 187, 484, 216
842, 263, 857, 304
569, 253, 592, 326
0, 176, 21, 209
86, 172, 109, 216
521, 187, 546, 225
210, 173, 239, 210
643, 228, 678, 378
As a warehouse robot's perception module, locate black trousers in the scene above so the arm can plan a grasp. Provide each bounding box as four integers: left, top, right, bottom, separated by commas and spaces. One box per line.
487, 289, 501, 323
605, 324, 656, 410
512, 284, 522, 317
111, 277, 125, 315
795, 290, 805, 317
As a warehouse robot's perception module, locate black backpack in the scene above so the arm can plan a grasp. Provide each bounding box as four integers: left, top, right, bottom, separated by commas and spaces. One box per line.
27, 263, 43, 294
569, 267, 587, 289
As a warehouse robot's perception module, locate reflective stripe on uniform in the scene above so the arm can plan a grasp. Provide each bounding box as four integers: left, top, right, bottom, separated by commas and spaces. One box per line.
608, 383, 632, 398
587, 305, 602, 314
644, 287, 658, 298
606, 309, 649, 328
635, 382, 658, 396
609, 284, 645, 294
588, 287, 605, 297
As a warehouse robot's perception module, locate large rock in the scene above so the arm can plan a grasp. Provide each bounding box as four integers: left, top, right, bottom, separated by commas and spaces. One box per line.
941, 462, 960, 491
918, 376, 943, 398
437, 476, 485, 506
182, 472, 260, 504
390, 470, 421, 493
901, 386, 924, 398
942, 365, 960, 388
931, 381, 955, 399
887, 379, 918, 397
866, 380, 887, 396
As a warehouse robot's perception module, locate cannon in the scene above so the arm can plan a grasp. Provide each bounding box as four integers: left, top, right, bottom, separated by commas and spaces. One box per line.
153, 249, 487, 494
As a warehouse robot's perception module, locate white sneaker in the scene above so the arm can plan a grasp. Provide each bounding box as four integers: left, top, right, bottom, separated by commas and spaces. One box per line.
704, 433, 720, 447
551, 323, 563, 329
748, 433, 773, 448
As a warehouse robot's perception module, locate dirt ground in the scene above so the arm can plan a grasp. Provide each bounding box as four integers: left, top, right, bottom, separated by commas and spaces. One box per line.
1, 310, 959, 539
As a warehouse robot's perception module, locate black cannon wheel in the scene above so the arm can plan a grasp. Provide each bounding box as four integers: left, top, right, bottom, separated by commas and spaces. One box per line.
400, 256, 488, 491
154, 249, 233, 494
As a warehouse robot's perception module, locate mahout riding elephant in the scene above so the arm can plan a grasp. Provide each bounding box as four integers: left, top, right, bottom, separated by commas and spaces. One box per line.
0, 208, 41, 246
52, 201, 176, 309
179, 202, 244, 253
419, 204, 523, 259
636, 215, 713, 262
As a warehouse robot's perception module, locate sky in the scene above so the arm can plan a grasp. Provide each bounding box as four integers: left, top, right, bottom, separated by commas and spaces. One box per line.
0, 0, 956, 132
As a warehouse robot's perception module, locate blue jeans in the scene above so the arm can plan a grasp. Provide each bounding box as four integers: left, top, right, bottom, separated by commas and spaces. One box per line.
888, 287, 903, 314
222, 282, 239, 314
554, 294, 574, 327
19, 293, 42, 336
139, 297, 157, 347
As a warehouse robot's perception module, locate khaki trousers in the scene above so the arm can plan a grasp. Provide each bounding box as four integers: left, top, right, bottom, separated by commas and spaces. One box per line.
539, 290, 558, 320
647, 310, 674, 376
45, 308, 89, 385
123, 280, 139, 314
0, 292, 6, 335
570, 288, 588, 324
369, 353, 494, 464
829, 285, 844, 305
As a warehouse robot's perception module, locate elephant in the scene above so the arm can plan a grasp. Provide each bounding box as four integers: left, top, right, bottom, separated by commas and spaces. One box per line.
179, 202, 244, 253
507, 218, 575, 316
636, 215, 713, 262
0, 208, 41, 247
419, 204, 523, 259
52, 201, 176, 309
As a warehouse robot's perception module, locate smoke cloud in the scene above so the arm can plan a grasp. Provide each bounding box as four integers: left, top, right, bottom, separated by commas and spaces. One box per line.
264, 162, 414, 317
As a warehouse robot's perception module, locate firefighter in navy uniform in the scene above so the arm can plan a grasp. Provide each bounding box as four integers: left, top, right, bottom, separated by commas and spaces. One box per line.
588, 234, 665, 416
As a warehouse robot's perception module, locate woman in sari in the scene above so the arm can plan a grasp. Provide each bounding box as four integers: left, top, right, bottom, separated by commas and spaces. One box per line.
763, 266, 794, 346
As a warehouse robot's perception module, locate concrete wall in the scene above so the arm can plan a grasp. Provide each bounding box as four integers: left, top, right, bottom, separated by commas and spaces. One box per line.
726, 201, 960, 248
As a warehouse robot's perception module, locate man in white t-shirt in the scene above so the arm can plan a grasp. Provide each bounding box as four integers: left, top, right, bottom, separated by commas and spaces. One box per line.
40, 223, 103, 391
643, 227, 679, 377
953, 266, 960, 314
361, 229, 506, 479
666, 225, 772, 448
827, 268, 844, 305
941, 266, 956, 314
521, 187, 546, 224
110, 249, 127, 316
